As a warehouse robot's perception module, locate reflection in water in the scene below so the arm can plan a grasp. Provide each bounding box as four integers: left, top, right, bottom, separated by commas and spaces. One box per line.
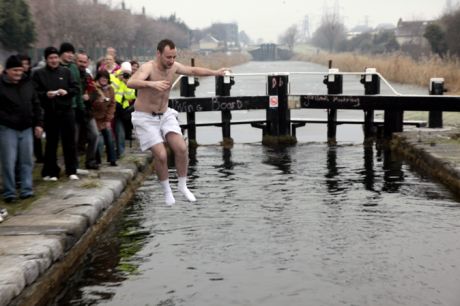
188, 145, 197, 166
262, 146, 292, 174
325, 145, 340, 194
56, 143, 460, 306
362, 144, 375, 191
222, 148, 233, 170
382, 148, 404, 193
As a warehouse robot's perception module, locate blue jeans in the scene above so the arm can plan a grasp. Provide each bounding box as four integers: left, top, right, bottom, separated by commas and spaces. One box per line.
0, 125, 33, 199
98, 128, 117, 163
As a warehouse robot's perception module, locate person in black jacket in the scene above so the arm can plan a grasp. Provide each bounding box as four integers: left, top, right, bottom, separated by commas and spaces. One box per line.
32, 46, 80, 181
0, 55, 43, 202
20, 53, 44, 163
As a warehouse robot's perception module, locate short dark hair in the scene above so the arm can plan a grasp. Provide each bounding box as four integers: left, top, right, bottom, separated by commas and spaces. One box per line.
157, 39, 175, 53
76, 50, 89, 59
95, 70, 111, 84
18, 54, 31, 64
130, 60, 139, 67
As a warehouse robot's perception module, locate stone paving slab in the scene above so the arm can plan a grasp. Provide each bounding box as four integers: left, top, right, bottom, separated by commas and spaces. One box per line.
0, 256, 43, 296
0, 284, 17, 306
98, 166, 138, 183
0, 215, 87, 251
0, 235, 65, 305
0, 235, 64, 262
23, 196, 107, 226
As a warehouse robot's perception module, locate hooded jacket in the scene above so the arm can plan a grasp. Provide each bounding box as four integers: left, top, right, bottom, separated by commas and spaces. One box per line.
0, 73, 43, 130
90, 83, 115, 131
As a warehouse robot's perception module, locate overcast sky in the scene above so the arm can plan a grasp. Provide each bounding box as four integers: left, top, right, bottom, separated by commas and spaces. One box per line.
114, 0, 451, 42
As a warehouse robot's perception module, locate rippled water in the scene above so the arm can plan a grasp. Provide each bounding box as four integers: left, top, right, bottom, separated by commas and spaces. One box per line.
56, 143, 460, 306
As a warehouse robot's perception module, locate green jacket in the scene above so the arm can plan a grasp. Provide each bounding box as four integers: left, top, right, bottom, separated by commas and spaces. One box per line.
60, 61, 84, 111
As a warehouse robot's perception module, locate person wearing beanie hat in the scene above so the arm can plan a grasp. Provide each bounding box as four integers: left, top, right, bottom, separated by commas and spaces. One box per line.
59, 42, 75, 55
0, 54, 43, 202
44, 46, 59, 60
5, 55, 23, 70
58, 42, 84, 172
32, 46, 80, 181
3, 55, 24, 85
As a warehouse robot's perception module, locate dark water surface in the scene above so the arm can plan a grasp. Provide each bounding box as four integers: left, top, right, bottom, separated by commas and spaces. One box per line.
55, 143, 460, 306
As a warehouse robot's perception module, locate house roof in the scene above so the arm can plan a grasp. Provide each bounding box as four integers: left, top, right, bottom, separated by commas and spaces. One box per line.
395, 18, 432, 37
200, 34, 220, 43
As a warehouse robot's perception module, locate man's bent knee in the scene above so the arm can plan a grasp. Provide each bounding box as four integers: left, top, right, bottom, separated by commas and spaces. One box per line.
151, 145, 168, 163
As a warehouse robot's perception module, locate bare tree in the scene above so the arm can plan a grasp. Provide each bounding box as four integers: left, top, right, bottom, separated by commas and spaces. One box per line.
441, 9, 460, 56
311, 7, 347, 52
278, 24, 298, 50
28, 0, 193, 59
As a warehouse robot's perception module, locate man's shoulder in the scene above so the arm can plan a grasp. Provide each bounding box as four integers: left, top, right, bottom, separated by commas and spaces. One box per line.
140, 60, 154, 69
32, 66, 52, 80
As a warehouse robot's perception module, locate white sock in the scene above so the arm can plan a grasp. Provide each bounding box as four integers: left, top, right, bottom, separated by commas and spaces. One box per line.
160, 180, 175, 205
178, 177, 196, 202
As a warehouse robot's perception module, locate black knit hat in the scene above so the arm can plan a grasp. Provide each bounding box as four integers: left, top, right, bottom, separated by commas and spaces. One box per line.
59, 42, 75, 55
5, 55, 23, 69
44, 46, 59, 59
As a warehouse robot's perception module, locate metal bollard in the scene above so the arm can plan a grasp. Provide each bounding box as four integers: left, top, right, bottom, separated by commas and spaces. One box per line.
323, 68, 342, 144
428, 77, 444, 128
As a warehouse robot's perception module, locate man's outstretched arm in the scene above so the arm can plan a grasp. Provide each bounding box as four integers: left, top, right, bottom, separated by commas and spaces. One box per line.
176, 62, 229, 77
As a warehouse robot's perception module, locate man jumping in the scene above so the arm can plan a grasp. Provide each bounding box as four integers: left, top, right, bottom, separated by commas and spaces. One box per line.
127, 39, 228, 205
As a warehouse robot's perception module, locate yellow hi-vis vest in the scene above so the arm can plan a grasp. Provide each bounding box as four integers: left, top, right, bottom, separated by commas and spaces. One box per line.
110, 72, 136, 109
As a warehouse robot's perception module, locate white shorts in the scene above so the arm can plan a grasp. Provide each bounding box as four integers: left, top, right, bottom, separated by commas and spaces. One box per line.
131, 108, 182, 151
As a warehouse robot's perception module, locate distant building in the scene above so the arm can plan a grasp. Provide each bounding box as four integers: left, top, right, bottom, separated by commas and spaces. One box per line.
198, 34, 220, 52
346, 25, 374, 40
395, 18, 432, 47
209, 22, 240, 50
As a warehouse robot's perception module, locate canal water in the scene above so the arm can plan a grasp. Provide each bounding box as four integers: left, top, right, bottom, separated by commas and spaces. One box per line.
53, 62, 460, 306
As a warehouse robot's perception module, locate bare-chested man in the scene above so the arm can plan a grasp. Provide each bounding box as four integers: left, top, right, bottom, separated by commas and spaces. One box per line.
127, 39, 229, 205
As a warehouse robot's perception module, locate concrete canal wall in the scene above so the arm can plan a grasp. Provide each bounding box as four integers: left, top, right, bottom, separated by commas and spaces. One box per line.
391, 128, 460, 198
0, 148, 153, 306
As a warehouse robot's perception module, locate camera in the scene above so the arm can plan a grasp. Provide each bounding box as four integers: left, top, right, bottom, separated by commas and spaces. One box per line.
122, 72, 131, 79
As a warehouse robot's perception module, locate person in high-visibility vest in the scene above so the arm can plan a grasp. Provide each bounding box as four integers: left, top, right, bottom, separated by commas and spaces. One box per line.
111, 61, 136, 158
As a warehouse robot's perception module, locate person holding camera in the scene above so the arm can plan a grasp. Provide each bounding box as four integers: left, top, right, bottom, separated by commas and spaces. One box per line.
112, 61, 136, 159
